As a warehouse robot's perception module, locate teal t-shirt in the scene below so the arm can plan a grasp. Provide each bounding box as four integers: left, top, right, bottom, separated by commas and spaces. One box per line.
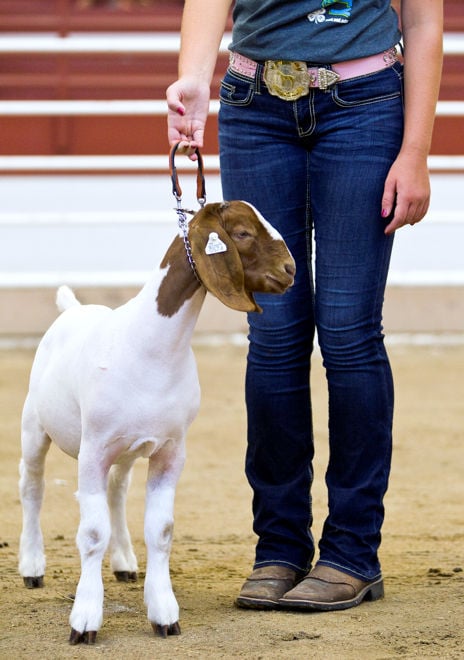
230, 0, 401, 64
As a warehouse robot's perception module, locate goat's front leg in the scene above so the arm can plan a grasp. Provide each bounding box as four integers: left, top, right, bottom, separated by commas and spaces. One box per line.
144, 440, 185, 637
69, 447, 111, 645
108, 461, 138, 582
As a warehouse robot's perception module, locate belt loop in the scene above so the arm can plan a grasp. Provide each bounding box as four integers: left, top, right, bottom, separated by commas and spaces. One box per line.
254, 62, 263, 94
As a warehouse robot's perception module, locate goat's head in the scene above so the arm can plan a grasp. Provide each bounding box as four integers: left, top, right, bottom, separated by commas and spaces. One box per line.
188, 201, 295, 312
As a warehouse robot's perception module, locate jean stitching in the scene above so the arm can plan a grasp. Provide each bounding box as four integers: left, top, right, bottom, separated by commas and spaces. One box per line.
295, 92, 317, 138
332, 90, 400, 108
220, 70, 255, 107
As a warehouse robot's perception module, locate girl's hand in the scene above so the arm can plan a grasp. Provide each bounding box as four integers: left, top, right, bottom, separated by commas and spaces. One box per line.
166, 78, 211, 161
382, 150, 431, 235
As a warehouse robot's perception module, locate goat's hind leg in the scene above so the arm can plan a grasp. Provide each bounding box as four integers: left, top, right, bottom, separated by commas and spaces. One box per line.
108, 462, 138, 583
18, 396, 51, 588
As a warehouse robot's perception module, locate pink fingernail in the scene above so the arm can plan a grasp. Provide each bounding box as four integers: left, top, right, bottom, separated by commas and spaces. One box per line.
176, 107, 185, 116
381, 209, 388, 218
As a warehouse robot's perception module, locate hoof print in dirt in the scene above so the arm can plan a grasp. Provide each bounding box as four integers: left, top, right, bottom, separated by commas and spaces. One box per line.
69, 628, 97, 645
152, 622, 181, 638
23, 576, 44, 589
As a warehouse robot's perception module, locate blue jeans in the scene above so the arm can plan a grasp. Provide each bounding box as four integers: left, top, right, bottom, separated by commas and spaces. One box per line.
219, 59, 404, 581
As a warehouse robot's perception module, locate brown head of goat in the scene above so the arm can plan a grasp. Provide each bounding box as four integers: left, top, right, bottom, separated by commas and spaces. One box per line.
157, 201, 295, 317
188, 200, 296, 312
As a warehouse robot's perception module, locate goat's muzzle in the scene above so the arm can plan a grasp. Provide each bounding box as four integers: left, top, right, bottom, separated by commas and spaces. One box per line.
264, 260, 296, 293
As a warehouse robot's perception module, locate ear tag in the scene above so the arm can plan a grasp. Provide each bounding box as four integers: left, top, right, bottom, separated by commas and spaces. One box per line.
205, 232, 228, 255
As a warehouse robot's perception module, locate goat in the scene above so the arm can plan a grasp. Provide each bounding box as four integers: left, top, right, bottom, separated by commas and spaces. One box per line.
18, 200, 295, 644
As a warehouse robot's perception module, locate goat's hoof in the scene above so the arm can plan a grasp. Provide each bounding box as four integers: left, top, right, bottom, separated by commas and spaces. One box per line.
152, 622, 181, 638
114, 571, 137, 583
69, 628, 97, 645
23, 576, 44, 589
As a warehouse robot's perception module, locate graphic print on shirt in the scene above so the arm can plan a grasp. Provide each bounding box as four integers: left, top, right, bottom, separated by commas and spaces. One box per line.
308, 0, 353, 25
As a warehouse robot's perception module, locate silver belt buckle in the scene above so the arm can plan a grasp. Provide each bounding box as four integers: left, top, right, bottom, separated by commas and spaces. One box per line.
263, 60, 310, 101
312, 68, 340, 90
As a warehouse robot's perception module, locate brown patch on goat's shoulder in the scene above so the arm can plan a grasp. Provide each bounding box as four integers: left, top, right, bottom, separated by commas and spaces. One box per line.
156, 236, 201, 317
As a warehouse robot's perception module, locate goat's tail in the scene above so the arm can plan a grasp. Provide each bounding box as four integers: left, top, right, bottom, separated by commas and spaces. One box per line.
56, 285, 81, 313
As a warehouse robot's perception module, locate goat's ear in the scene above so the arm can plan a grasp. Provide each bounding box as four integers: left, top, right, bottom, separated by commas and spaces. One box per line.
189, 207, 261, 313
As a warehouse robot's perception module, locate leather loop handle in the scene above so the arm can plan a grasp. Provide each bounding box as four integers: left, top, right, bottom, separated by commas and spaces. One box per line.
169, 143, 206, 205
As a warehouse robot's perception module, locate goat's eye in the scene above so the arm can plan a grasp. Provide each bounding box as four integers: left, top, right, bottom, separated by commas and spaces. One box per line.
234, 230, 252, 240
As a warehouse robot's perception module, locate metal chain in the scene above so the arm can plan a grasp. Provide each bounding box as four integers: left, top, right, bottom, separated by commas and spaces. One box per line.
174, 195, 202, 283
169, 144, 206, 283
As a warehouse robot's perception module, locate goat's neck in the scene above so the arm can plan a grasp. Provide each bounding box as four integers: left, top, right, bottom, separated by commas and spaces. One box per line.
124, 235, 206, 353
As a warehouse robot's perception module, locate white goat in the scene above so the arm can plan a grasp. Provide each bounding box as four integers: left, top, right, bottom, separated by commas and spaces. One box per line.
18, 200, 295, 644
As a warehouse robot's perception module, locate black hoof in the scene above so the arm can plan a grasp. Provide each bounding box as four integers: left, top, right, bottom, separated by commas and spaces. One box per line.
152, 621, 181, 637
114, 571, 137, 583
23, 576, 44, 589
69, 628, 97, 645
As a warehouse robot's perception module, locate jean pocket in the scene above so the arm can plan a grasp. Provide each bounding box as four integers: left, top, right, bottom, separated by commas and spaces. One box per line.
219, 69, 255, 107
332, 63, 403, 108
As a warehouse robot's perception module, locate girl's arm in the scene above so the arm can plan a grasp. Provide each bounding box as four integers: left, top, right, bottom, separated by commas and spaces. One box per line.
383, 0, 443, 234
166, 0, 233, 158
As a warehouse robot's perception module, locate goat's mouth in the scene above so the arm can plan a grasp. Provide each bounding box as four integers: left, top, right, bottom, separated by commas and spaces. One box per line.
265, 273, 295, 292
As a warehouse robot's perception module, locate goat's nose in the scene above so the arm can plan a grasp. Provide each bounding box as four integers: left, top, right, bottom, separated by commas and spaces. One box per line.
285, 262, 296, 277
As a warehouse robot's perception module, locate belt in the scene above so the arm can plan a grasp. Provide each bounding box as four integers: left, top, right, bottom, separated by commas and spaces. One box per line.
229, 48, 400, 101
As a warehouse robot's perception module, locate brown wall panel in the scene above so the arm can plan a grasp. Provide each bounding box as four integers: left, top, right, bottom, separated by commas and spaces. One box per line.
0, 117, 56, 154
444, 0, 464, 31
1, 115, 460, 159
431, 117, 464, 156
0, 0, 187, 33
68, 115, 161, 154
440, 56, 464, 101
66, 115, 221, 155
0, 53, 230, 101
0, 114, 221, 156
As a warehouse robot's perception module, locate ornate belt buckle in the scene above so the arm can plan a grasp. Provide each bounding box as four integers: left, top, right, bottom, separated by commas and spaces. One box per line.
315, 68, 340, 90
263, 60, 310, 101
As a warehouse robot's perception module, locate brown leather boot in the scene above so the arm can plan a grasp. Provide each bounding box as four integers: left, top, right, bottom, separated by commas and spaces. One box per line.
236, 565, 302, 610
278, 564, 384, 611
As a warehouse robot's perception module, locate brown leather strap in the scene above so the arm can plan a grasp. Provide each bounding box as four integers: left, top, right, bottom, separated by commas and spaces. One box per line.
169, 143, 206, 205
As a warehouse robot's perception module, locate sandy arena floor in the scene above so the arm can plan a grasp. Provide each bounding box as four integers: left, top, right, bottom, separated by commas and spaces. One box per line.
0, 341, 463, 659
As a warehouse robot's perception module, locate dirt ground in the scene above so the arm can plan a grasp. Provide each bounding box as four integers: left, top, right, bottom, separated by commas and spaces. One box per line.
0, 340, 463, 659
